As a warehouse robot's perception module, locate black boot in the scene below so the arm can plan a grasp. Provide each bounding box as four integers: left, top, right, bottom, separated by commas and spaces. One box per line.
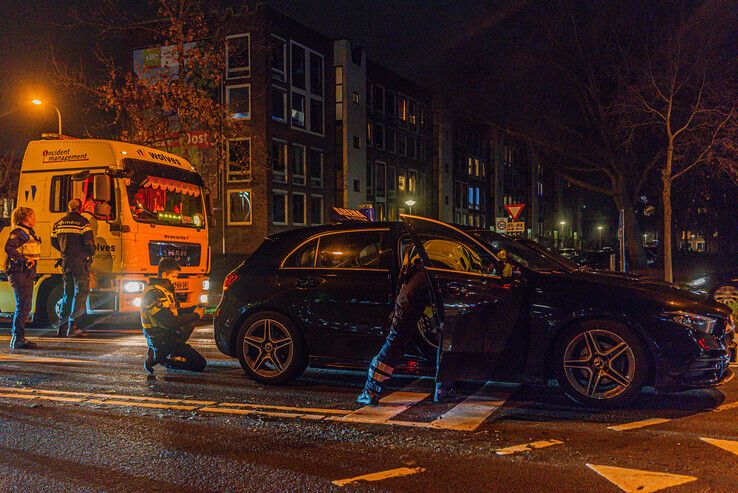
67, 323, 85, 337
10, 336, 39, 350
144, 348, 157, 374
56, 322, 68, 338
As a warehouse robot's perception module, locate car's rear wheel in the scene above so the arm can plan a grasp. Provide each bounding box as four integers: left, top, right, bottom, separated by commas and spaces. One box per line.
553, 320, 648, 408
712, 283, 738, 316
236, 311, 307, 385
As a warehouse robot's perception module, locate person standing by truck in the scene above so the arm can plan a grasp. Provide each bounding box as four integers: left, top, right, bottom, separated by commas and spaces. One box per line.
51, 199, 95, 337
3, 207, 41, 350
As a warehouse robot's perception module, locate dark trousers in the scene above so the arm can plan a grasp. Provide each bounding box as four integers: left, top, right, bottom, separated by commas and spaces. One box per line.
364, 270, 429, 394
144, 325, 206, 373
60, 271, 90, 326
8, 270, 34, 341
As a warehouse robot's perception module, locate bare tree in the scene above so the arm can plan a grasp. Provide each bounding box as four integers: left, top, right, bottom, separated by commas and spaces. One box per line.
615, 8, 737, 281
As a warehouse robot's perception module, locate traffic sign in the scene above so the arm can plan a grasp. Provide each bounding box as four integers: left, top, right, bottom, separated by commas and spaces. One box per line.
495, 217, 508, 232
504, 204, 526, 221
507, 221, 525, 234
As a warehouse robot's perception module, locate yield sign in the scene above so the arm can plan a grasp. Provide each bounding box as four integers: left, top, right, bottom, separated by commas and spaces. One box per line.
504, 203, 526, 221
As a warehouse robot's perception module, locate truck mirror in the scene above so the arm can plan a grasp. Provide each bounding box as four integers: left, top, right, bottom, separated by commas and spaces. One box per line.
93, 174, 112, 202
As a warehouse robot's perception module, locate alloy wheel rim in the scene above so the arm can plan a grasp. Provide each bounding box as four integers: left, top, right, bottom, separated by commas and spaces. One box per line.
242, 319, 293, 377
563, 329, 636, 400
713, 285, 738, 315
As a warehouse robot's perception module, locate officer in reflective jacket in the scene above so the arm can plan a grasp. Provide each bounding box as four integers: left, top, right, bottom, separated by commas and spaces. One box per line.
51, 199, 95, 337
357, 251, 431, 406
141, 257, 206, 375
3, 207, 41, 350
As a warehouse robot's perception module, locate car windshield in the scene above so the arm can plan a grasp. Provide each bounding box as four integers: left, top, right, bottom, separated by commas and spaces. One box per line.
469, 230, 574, 272
124, 159, 206, 229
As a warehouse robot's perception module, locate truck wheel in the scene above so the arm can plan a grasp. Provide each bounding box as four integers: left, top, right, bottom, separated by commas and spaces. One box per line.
236, 311, 307, 385
553, 320, 649, 408
36, 282, 64, 327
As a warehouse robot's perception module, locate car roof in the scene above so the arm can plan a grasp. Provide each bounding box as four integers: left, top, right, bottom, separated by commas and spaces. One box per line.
266, 221, 402, 242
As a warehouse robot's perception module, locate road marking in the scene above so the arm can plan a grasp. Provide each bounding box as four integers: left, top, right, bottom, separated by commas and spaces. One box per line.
335, 380, 430, 424
0, 386, 217, 406
700, 437, 738, 456
332, 467, 425, 487
429, 382, 510, 431
587, 464, 698, 493
0, 335, 217, 348
219, 402, 352, 415
0, 354, 93, 364
86, 399, 198, 411
713, 400, 738, 412
496, 439, 564, 455
607, 418, 671, 431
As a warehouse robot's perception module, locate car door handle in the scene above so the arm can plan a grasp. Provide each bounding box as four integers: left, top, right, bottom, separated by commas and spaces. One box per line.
296, 276, 324, 289
445, 282, 467, 296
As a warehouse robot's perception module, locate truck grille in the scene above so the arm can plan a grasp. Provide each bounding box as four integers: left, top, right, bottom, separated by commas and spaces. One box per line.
148, 241, 201, 267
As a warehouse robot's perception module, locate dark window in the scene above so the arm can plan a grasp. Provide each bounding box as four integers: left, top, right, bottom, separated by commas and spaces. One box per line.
353, 136, 361, 149
271, 86, 286, 121
291, 44, 306, 89
376, 162, 386, 198
310, 195, 323, 224
375, 123, 385, 150
366, 162, 373, 197
226, 34, 250, 79
272, 191, 287, 224
309, 52, 323, 95
227, 139, 251, 182
309, 98, 324, 133
373, 85, 384, 113
271, 35, 286, 80
386, 90, 396, 118
228, 190, 252, 225
227, 85, 250, 119
308, 149, 323, 187
292, 193, 305, 225
272, 140, 288, 182
50, 175, 73, 212
316, 231, 383, 269
386, 128, 396, 154
283, 238, 317, 267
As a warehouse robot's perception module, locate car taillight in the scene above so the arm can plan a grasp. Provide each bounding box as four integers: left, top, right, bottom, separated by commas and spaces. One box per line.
223, 272, 240, 291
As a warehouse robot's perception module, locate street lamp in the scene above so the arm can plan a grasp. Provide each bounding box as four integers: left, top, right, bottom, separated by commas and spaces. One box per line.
31, 99, 62, 136
597, 225, 604, 250
404, 199, 416, 215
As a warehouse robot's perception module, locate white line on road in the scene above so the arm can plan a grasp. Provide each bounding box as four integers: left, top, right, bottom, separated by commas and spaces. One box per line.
333, 379, 430, 425
0, 354, 94, 364
332, 467, 425, 487
429, 382, 511, 431
607, 418, 671, 431
496, 439, 564, 455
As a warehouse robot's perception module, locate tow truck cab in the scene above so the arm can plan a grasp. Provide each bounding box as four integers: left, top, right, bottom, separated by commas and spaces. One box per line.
0, 139, 211, 325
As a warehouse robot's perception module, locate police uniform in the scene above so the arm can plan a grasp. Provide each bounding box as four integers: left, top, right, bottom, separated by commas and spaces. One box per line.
358, 256, 431, 405
140, 277, 206, 373
51, 211, 95, 334
4, 224, 41, 348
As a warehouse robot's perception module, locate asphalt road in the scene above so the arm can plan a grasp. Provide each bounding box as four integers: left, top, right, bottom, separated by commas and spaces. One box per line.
0, 324, 736, 493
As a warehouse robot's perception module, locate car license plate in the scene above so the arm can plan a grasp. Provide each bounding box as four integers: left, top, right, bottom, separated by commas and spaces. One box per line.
174, 281, 188, 292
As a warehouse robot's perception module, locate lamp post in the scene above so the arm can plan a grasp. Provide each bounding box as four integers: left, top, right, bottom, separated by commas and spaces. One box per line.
597, 225, 604, 250
31, 99, 62, 136
404, 199, 416, 215
559, 221, 566, 248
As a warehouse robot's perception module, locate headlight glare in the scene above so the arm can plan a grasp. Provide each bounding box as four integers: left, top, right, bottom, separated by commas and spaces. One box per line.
123, 281, 146, 293
668, 311, 717, 334
688, 276, 708, 288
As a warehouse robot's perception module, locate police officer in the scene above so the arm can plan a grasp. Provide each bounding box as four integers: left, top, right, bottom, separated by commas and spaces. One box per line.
51, 198, 95, 337
141, 257, 206, 375
4, 207, 41, 350
357, 251, 431, 406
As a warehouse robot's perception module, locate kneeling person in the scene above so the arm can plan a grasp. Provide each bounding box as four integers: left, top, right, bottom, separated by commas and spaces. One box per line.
140, 257, 206, 374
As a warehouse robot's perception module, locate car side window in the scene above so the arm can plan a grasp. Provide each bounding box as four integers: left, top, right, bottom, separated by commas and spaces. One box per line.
399, 235, 498, 275
316, 231, 384, 269
283, 239, 318, 267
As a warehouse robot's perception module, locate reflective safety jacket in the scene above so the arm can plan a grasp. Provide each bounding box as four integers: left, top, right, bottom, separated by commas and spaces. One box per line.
3, 225, 41, 274
140, 278, 200, 338
51, 212, 95, 275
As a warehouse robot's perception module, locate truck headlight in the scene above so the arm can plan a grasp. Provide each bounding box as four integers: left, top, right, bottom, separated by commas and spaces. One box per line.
202, 280, 210, 291
667, 311, 718, 334
688, 276, 709, 288
123, 281, 146, 294
199, 294, 209, 304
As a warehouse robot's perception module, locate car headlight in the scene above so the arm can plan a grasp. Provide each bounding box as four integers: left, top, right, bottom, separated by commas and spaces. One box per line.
688, 276, 709, 288
667, 311, 718, 334
123, 281, 146, 294
202, 280, 210, 291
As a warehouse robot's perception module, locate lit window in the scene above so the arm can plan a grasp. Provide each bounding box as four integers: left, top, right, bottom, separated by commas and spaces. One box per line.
227, 189, 252, 225
291, 93, 306, 128
408, 169, 417, 194
227, 138, 251, 182
398, 170, 406, 192
226, 84, 251, 119
226, 34, 250, 79
398, 94, 408, 122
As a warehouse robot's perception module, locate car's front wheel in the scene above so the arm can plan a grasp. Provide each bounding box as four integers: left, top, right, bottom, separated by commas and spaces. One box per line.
236, 311, 307, 385
553, 320, 649, 408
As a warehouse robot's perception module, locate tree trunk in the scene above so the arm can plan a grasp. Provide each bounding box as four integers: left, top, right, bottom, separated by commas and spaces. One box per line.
662, 142, 674, 283
613, 190, 646, 270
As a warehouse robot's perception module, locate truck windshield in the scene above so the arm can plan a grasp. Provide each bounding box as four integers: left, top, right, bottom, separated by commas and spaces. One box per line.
124, 159, 206, 229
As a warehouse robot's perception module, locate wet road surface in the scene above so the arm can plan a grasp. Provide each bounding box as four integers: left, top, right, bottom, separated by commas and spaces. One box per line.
0, 325, 736, 492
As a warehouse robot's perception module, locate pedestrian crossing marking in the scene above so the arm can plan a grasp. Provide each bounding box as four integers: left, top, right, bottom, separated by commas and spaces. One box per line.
607, 418, 671, 431
332, 467, 425, 487
337, 390, 430, 424
700, 437, 738, 457
587, 464, 698, 493
496, 439, 564, 455
429, 382, 510, 431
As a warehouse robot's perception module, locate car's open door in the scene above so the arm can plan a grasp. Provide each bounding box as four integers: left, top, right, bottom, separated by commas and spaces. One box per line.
401, 215, 525, 383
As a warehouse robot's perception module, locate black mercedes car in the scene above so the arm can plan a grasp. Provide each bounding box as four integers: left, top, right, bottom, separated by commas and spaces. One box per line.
214, 216, 735, 408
